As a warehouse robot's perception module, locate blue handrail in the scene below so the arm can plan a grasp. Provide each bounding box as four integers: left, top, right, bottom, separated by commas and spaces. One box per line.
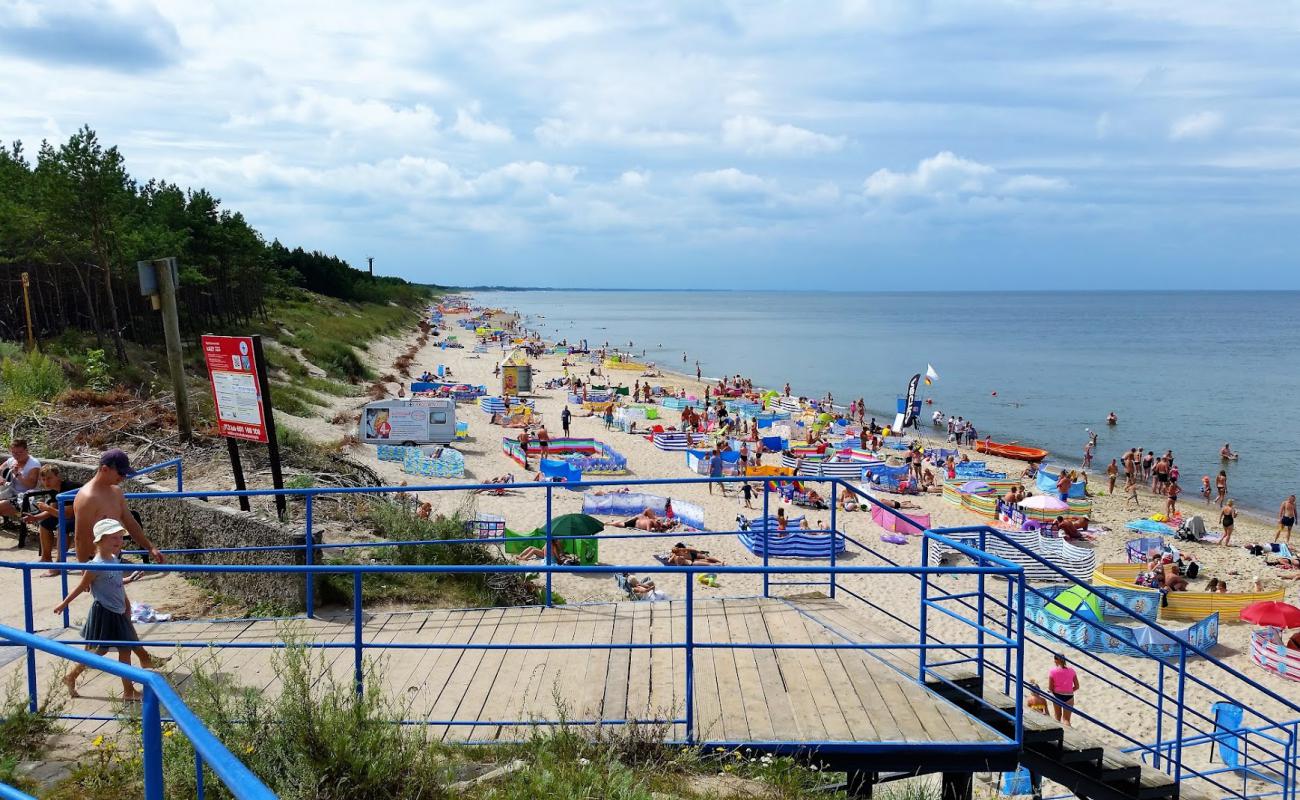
0, 623, 273, 800
826, 498, 1300, 800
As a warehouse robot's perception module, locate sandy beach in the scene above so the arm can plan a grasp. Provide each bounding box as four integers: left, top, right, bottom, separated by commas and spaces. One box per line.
257, 302, 1300, 766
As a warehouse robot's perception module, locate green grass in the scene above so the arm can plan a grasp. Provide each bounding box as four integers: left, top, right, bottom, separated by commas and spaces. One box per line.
316, 501, 540, 610
0, 349, 68, 416
47, 644, 841, 800
256, 288, 423, 383
0, 668, 68, 793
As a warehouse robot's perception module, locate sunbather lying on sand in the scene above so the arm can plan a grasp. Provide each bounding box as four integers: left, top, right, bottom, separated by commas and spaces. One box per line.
624, 509, 674, 532
516, 542, 578, 566
665, 543, 723, 566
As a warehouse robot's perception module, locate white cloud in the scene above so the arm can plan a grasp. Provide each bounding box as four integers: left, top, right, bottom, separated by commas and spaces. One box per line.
619, 170, 649, 188
1095, 111, 1112, 139
1169, 111, 1225, 141
688, 168, 771, 196
230, 88, 440, 140
1001, 174, 1070, 194
471, 161, 577, 195
534, 117, 705, 148
864, 151, 1068, 200
452, 106, 513, 143
865, 151, 993, 197
722, 115, 845, 156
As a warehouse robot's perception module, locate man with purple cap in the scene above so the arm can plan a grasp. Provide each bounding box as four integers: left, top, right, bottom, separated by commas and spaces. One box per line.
71, 449, 165, 568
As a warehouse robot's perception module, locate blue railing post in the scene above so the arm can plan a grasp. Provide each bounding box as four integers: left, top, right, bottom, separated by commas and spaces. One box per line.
919, 535, 930, 681
1003, 570, 1013, 696
545, 485, 554, 607
1014, 572, 1026, 747
1173, 646, 1187, 784
828, 480, 838, 598
761, 482, 770, 598
176, 460, 184, 492
142, 687, 164, 800
195, 750, 205, 800
684, 571, 695, 745
976, 528, 986, 685
21, 568, 36, 713
304, 496, 315, 619
57, 498, 70, 629
1154, 660, 1165, 769
353, 571, 364, 697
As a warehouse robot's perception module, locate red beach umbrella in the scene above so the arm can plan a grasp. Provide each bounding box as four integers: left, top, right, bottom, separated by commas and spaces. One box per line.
1239, 601, 1300, 629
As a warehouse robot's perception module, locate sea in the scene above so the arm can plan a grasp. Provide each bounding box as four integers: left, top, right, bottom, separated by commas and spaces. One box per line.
470, 290, 1300, 516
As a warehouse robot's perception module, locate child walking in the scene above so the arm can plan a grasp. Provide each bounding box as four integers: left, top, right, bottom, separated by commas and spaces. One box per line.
54, 518, 161, 701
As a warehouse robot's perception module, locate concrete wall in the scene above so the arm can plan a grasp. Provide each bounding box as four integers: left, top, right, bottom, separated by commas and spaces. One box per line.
46, 459, 309, 610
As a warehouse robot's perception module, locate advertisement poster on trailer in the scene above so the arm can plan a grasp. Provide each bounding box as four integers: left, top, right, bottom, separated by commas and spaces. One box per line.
201, 334, 268, 443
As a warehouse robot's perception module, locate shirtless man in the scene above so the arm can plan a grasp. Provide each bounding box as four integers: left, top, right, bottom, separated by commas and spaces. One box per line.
1276, 495, 1296, 544
72, 450, 164, 567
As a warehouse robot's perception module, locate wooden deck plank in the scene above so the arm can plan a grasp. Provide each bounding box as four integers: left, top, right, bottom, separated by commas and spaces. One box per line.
790, 609, 878, 743
464, 606, 545, 741
575, 604, 615, 723
430, 608, 504, 741
709, 600, 749, 743
646, 600, 676, 727
668, 600, 687, 741
393, 609, 481, 726
31, 597, 1009, 752
626, 601, 653, 723
525, 605, 581, 724
772, 604, 853, 741
689, 596, 726, 742
720, 599, 773, 742
602, 603, 635, 724
734, 597, 797, 742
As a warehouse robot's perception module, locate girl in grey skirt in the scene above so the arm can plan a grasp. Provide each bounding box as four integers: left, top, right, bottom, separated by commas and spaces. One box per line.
54, 518, 161, 701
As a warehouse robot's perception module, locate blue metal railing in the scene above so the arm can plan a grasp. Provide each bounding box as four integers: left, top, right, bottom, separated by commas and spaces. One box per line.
0, 467, 1031, 797
0, 622, 273, 800
823, 486, 1300, 800
4, 557, 1020, 748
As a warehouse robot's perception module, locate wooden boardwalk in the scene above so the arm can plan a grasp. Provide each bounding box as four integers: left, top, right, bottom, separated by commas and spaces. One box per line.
14, 597, 1006, 749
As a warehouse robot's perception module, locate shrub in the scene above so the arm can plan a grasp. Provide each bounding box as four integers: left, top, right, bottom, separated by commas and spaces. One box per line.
83, 348, 112, 392
159, 643, 454, 799
1, 350, 67, 414
302, 341, 371, 383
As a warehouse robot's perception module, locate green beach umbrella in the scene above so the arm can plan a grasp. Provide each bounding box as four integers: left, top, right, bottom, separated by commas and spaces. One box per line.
534, 513, 605, 539
1045, 585, 1103, 622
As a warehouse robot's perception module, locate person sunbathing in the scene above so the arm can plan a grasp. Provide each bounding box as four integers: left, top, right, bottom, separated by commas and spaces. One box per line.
516, 541, 577, 565
628, 509, 672, 532
839, 494, 860, 512
625, 575, 657, 598
889, 499, 922, 510
666, 543, 723, 566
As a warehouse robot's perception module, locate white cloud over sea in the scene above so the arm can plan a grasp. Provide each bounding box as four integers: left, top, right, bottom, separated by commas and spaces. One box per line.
3, 0, 1300, 288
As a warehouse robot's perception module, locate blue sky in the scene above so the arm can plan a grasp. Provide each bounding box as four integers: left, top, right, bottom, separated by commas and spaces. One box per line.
3, 1, 1299, 289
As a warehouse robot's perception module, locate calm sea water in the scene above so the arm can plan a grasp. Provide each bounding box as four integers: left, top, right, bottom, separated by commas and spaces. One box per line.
471, 290, 1300, 515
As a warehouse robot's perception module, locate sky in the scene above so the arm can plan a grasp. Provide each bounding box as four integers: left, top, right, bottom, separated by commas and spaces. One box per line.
3, 0, 1300, 289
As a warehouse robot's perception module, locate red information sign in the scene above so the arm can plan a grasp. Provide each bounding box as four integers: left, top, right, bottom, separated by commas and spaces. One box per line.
201, 335, 269, 443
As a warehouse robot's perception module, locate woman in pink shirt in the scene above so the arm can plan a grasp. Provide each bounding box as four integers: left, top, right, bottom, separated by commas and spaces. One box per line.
1048, 654, 1080, 726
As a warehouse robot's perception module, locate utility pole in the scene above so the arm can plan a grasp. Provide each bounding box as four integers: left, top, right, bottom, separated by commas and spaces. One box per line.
19, 272, 35, 351
152, 258, 193, 443
366, 256, 374, 276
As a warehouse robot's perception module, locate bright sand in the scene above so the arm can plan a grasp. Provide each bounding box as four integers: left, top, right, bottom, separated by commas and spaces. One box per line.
15, 308, 1288, 760
273, 308, 1299, 749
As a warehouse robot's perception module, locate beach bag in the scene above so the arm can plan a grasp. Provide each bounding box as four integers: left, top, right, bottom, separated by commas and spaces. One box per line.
1185, 561, 1199, 579
1249, 544, 1265, 556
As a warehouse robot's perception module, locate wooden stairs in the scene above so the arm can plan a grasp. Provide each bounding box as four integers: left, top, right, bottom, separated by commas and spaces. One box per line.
924, 669, 1215, 800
